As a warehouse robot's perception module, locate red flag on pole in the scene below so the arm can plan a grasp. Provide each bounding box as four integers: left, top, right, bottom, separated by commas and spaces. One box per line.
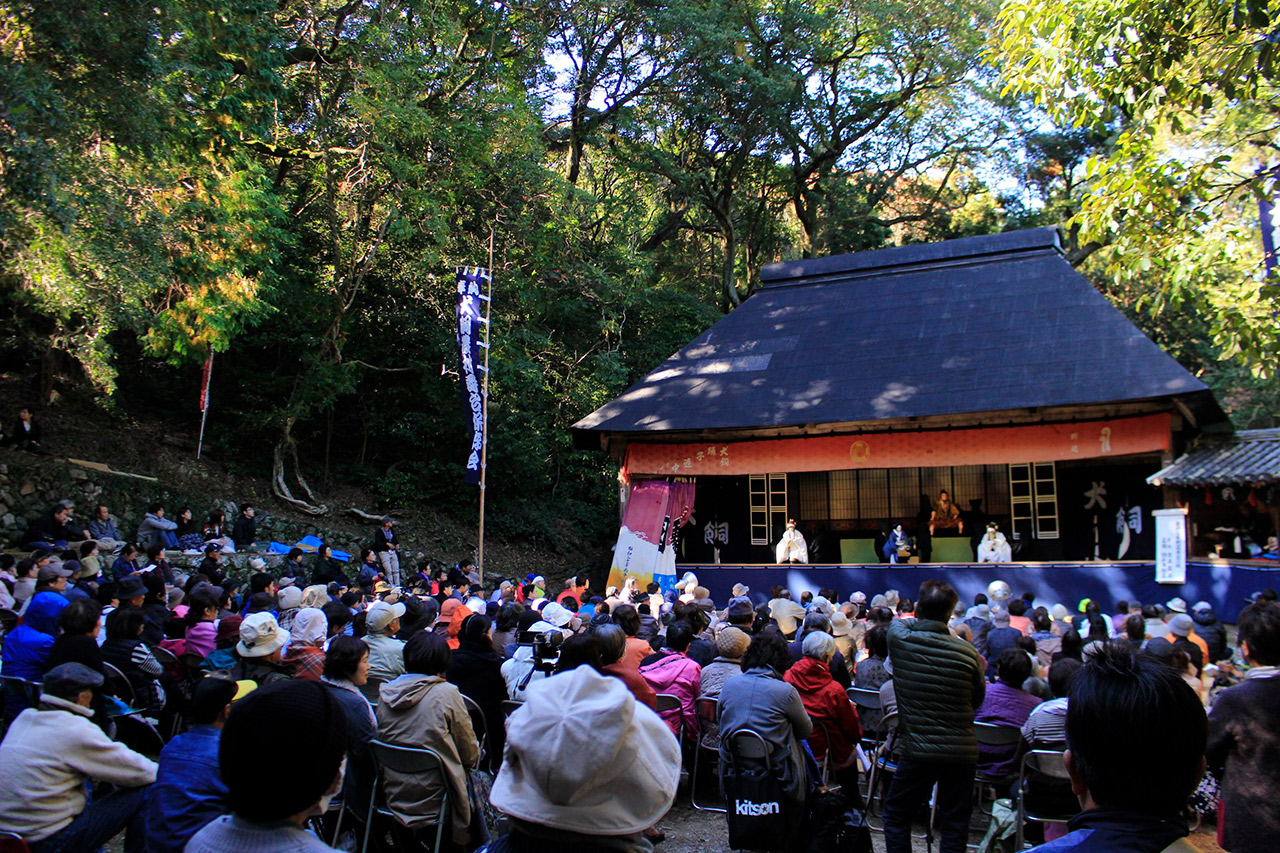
199, 350, 214, 412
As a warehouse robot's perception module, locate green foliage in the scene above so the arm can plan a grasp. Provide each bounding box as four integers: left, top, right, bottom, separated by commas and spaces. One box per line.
993, 0, 1280, 374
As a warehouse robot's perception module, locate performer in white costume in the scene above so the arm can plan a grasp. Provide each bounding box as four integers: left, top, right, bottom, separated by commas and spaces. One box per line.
775, 519, 808, 564
976, 522, 1012, 563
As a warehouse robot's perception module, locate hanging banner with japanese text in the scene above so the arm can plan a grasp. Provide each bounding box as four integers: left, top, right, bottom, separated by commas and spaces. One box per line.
456, 267, 490, 484
608, 479, 696, 593
1153, 508, 1188, 584
623, 413, 1171, 477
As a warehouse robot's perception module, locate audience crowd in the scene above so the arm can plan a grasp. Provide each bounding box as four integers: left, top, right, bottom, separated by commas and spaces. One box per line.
0, 497, 1278, 852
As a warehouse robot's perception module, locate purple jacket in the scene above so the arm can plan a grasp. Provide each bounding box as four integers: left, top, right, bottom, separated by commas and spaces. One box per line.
639, 651, 702, 739
974, 680, 1042, 776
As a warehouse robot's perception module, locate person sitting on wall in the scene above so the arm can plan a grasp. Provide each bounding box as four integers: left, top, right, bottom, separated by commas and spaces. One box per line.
977, 523, 1012, 563
775, 518, 808, 564
882, 523, 910, 564
929, 489, 963, 536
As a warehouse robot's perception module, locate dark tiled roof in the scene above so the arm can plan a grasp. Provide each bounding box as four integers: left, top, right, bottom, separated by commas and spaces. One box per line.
1148, 429, 1280, 487
573, 228, 1213, 437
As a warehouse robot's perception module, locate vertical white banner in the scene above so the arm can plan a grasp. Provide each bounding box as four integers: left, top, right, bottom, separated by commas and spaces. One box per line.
1153, 507, 1188, 584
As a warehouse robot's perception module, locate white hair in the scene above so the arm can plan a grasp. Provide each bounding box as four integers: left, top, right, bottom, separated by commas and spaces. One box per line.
802, 630, 837, 662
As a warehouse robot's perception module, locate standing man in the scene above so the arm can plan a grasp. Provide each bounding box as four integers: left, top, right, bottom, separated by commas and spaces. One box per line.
883, 579, 985, 853
1206, 600, 1280, 852
374, 515, 401, 588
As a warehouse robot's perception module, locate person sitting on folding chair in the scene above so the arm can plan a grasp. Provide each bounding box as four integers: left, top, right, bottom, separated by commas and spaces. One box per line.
0, 663, 157, 852
1024, 643, 1205, 851
484, 665, 680, 853
186, 680, 348, 852
147, 674, 254, 853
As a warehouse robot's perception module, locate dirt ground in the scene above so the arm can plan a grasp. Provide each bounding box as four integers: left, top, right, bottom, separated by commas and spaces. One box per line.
654, 784, 1225, 853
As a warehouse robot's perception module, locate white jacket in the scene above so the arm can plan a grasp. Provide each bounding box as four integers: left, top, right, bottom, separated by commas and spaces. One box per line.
0, 696, 157, 841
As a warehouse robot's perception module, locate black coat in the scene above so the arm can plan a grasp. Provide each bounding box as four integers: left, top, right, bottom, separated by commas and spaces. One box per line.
446, 641, 508, 772
1192, 612, 1230, 662
312, 556, 349, 586
231, 516, 256, 550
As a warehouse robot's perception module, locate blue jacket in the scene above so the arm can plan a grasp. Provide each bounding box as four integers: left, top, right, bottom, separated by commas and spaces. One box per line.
146, 725, 229, 853
1029, 810, 1187, 852
2, 592, 66, 718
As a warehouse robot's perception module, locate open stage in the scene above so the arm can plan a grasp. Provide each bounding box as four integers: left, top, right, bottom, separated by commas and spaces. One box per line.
685, 558, 1280, 622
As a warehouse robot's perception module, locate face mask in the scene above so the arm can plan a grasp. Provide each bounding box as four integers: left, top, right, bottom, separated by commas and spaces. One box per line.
315, 756, 347, 815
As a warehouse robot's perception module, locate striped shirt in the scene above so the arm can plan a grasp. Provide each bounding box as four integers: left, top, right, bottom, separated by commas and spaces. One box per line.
1021, 696, 1068, 746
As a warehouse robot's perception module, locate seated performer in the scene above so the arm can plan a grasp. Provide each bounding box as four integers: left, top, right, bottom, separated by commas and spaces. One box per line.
977, 522, 1012, 563
776, 519, 808, 564
882, 524, 910, 564
929, 489, 963, 536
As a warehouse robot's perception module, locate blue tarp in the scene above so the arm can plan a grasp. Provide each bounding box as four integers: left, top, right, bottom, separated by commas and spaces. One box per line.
688, 559, 1280, 623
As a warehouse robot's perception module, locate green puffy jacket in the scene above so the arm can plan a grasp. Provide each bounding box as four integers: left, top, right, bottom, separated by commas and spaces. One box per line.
887, 617, 986, 764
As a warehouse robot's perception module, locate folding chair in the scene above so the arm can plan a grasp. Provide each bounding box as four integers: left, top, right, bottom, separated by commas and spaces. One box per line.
113, 714, 165, 758
501, 699, 524, 717
362, 740, 451, 853
691, 696, 725, 812
1015, 750, 1076, 850
100, 662, 137, 709
654, 692, 682, 738
974, 721, 1024, 813
358, 677, 386, 708
808, 719, 832, 787
459, 693, 488, 769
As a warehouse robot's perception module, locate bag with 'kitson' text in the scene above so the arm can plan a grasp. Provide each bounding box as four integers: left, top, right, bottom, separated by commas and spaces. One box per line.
723, 764, 795, 851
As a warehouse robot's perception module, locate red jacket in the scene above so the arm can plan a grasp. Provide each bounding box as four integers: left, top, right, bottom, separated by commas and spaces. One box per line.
784, 656, 862, 767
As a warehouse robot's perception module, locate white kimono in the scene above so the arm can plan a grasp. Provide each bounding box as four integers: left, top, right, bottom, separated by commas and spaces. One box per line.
775, 528, 808, 564
977, 530, 1012, 563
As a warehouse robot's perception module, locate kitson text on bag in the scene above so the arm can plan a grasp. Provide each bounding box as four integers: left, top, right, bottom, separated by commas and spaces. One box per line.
735, 799, 781, 816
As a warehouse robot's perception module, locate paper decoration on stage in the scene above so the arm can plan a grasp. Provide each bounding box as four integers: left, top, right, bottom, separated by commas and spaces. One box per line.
608, 479, 696, 593
1154, 508, 1188, 584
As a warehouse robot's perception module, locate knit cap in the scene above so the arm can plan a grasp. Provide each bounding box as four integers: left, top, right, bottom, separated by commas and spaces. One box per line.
716, 627, 751, 659
220, 681, 348, 821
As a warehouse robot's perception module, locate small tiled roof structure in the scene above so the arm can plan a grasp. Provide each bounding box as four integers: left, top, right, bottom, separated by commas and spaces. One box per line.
574, 227, 1221, 445
1148, 429, 1280, 487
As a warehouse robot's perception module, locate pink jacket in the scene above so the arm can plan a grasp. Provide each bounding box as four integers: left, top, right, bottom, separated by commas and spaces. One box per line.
639, 651, 701, 739
185, 622, 217, 659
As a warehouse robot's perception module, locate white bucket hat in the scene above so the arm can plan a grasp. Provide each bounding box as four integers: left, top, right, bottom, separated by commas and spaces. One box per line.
237, 612, 290, 658
491, 667, 679, 834
540, 602, 573, 628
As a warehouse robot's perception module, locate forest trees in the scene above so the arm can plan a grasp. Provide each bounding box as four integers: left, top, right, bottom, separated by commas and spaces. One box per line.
24, 0, 1262, 547
995, 0, 1280, 373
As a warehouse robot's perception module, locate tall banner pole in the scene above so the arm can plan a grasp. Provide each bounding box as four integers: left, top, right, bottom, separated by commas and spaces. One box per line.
196, 347, 214, 460
477, 230, 495, 584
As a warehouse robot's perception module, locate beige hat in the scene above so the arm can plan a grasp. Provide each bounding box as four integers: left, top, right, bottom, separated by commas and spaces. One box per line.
277, 586, 303, 610
237, 613, 290, 658
830, 610, 853, 638
716, 627, 751, 659
248, 557, 268, 571
366, 600, 406, 633
491, 667, 678, 834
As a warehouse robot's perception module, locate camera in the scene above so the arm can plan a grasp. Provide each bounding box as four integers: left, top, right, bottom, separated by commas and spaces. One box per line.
519, 629, 564, 675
